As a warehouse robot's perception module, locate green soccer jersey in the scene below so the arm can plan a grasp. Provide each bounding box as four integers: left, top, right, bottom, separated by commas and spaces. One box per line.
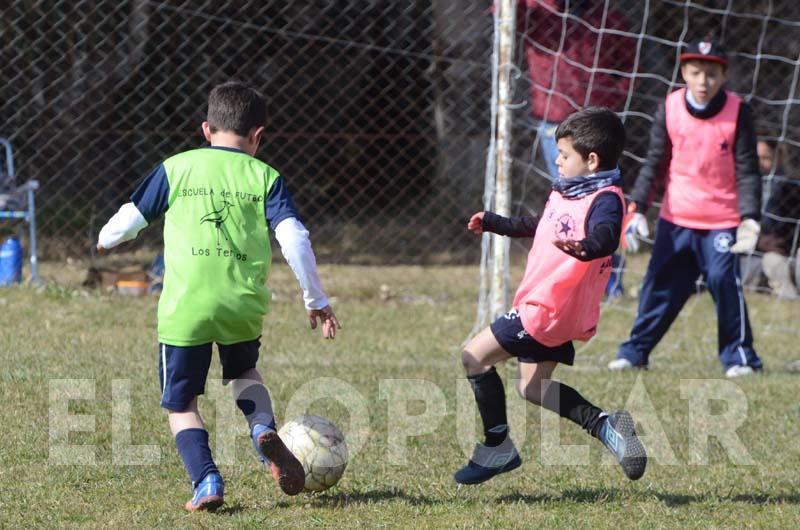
157, 148, 280, 346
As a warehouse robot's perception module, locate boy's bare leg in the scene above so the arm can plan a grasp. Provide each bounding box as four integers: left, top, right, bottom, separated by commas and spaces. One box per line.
515, 361, 557, 405
518, 360, 607, 435
167, 397, 204, 435
461, 326, 513, 376
517, 360, 605, 440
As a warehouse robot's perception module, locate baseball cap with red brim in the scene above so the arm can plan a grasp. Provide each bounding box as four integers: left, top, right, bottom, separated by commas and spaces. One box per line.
680, 39, 728, 66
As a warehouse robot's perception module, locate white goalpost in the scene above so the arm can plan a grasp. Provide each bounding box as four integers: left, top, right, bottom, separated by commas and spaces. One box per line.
472, 0, 516, 335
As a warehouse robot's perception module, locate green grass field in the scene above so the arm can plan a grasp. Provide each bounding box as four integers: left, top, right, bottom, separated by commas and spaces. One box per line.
1, 257, 799, 528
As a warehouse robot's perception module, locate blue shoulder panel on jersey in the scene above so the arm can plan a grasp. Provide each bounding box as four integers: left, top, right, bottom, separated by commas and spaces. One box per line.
265, 176, 300, 229
131, 164, 170, 223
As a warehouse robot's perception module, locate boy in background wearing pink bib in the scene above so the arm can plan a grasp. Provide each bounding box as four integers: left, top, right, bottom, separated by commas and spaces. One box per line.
610, 38, 764, 378
454, 108, 647, 486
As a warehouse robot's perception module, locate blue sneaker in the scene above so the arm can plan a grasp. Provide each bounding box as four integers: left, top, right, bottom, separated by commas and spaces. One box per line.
598, 410, 647, 480
184, 473, 224, 512
453, 436, 522, 485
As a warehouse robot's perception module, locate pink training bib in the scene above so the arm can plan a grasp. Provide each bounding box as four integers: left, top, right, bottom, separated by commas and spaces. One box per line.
661, 88, 741, 229
513, 186, 625, 347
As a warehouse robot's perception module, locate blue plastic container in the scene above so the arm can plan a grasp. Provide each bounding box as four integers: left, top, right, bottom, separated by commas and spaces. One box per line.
0, 236, 23, 285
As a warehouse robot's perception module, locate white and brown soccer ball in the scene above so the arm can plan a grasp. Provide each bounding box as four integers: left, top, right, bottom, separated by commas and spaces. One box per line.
278, 415, 348, 492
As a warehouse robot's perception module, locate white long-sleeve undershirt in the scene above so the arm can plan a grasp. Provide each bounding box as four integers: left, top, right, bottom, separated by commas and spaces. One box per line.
274, 217, 329, 310
97, 202, 148, 249
97, 204, 328, 310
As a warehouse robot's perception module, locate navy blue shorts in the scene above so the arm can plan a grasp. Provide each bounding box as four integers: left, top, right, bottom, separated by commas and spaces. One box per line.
158, 338, 261, 411
490, 309, 575, 365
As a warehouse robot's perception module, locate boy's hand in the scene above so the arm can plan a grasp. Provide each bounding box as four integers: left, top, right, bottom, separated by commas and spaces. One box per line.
308, 305, 341, 339
467, 212, 485, 234
96, 244, 109, 255
553, 239, 587, 259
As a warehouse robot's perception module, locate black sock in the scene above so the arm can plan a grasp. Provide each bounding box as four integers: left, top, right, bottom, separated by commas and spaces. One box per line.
541, 381, 606, 438
468, 367, 508, 447
175, 428, 219, 485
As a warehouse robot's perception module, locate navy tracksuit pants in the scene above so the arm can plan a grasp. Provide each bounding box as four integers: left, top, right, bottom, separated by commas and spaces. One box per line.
617, 218, 762, 370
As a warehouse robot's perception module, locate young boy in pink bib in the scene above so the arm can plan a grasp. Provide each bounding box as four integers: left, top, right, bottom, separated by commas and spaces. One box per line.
454, 107, 646, 485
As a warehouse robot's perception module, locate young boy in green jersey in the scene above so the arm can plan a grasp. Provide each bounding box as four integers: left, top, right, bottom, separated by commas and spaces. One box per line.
97, 81, 340, 511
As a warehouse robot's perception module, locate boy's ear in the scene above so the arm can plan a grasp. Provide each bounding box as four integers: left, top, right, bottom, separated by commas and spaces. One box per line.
587, 152, 601, 172
201, 121, 213, 142
250, 126, 265, 146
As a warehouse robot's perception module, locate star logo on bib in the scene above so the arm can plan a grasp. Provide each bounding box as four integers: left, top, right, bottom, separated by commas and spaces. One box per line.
554, 214, 576, 240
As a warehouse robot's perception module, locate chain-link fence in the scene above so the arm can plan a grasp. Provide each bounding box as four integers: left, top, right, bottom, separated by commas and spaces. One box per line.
2, 0, 493, 263
2, 1, 800, 271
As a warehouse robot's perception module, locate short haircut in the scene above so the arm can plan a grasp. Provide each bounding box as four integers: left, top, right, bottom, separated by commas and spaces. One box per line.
555, 107, 626, 170
207, 81, 266, 136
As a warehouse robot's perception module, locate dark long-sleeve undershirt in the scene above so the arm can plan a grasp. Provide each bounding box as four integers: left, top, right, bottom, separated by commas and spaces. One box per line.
481, 191, 623, 261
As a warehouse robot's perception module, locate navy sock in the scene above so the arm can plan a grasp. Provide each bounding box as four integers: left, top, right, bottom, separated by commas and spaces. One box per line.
468, 367, 509, 447
175, 428, 219, 485
541, 381, 606, 437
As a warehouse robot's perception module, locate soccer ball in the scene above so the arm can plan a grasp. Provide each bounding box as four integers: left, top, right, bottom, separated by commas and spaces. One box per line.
278, 415, 348, 492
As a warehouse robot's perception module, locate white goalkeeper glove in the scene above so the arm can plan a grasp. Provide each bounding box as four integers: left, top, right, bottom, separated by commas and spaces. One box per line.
624, 212, 649, 253
730, 218, 761, 254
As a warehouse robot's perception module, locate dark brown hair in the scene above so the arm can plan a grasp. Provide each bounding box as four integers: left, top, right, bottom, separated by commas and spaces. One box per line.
207, 81, 266, 136
555, 107, 626, 170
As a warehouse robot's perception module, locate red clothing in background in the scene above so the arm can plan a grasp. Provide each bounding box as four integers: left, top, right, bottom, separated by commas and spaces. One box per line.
518, 0, 635, 122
